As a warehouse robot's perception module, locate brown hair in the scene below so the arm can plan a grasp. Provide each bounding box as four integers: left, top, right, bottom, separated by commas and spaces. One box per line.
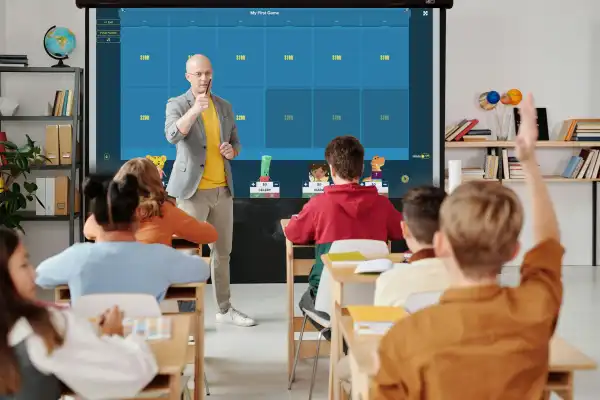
324, 136, 364, 180
114, 158, 168, 221
402, 186, 447, 244
440, 181, 523, 277
0, 228, 63, 394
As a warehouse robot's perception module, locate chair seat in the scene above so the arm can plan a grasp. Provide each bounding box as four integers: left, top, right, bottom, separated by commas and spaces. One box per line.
301, 307, 332, 330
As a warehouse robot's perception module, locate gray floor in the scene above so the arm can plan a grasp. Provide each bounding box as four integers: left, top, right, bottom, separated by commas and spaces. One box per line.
40, 267, 600, 399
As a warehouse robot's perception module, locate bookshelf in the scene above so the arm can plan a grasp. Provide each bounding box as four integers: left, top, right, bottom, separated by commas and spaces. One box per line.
0, 66, 84, 245
447, 139, 599, 265
446, 141, 600, 149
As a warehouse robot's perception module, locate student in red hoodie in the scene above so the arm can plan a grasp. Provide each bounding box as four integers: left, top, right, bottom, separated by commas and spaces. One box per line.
285, 136, 404, 326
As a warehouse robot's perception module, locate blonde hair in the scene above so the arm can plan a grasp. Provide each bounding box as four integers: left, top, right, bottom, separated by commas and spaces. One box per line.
440, 181, 523, 277
113, 158, 168, 221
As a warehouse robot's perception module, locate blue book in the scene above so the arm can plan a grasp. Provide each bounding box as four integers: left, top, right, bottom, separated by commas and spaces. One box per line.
562, 156, 581, 178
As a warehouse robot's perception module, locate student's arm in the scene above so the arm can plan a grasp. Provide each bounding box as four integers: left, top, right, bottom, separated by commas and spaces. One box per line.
516, 94, 563, 319
166, 248, 211, 284
386, 202, 404, 241
165, 202, 218, 244
35, 246, 84, 288
83, 214, 101, 241
371, 326, 410, 400
28, 310, 157, 400
284, 199, 317, 244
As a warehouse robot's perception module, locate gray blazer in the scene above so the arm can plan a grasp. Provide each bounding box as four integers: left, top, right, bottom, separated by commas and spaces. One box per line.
165, 89, 241, 199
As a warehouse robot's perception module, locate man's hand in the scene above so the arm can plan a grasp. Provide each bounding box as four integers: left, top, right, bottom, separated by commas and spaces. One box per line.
220, 142, 235, 160
515, 93, 538, 164
191, 93, 209, 114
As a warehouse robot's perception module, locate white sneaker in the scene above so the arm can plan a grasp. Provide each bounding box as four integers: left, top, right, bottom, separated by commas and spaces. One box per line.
216, 307, 257, 327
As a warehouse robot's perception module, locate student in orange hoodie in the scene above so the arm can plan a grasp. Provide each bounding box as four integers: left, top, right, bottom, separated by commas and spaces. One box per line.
84, 157, 217, 247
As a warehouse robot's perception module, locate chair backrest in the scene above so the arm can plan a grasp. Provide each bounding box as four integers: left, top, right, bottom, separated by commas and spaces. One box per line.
71, 293, 162, 319
404, 291, 443, 314
330, 239, 389, 257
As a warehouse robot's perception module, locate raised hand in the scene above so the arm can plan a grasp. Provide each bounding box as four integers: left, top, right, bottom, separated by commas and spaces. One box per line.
515, 93, 538, 164
192, 79, 211, 114
99, 306, 124, 337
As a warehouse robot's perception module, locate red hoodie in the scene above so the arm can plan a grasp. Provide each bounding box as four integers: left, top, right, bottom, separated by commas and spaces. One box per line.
285, 183, 403, 244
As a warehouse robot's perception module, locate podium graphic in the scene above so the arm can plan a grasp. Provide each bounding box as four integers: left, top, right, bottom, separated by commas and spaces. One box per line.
302, 180, 330, 198
250, 181, 280, 198
361, 180, 389, 196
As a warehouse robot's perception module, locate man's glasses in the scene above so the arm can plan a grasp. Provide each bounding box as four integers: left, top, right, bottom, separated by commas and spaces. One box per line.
186, 72, 212, 78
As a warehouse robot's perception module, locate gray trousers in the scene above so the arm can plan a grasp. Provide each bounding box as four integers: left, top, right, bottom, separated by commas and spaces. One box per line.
177, 186, 233, 313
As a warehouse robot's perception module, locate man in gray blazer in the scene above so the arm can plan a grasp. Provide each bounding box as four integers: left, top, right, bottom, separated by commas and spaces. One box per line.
165, 54, 256, 327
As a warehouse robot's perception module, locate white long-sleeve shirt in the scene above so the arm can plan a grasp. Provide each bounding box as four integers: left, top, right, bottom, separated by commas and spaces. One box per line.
8, 307, 158, 400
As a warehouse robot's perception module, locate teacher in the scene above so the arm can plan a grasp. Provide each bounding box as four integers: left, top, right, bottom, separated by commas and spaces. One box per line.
165, 54, 256, 327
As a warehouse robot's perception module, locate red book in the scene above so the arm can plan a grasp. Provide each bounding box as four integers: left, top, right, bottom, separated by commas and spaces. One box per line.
454, 120, 479, 141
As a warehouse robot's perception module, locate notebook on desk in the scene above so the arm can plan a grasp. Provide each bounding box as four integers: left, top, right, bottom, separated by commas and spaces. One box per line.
354, 258, 393, 274
329, 251, 367, 266
347, 305, 408, 335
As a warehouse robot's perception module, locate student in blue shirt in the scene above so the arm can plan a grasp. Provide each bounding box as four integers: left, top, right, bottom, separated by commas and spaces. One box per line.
36, 174, 210, 304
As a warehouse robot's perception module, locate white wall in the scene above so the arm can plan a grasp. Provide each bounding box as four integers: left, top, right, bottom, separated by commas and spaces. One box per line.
446, 0, 600, 266
1, 0, 598, 266
1, 0, 84, 265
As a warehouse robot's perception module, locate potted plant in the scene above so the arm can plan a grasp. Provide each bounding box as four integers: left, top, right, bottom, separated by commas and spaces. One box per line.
0, 134, 49, 231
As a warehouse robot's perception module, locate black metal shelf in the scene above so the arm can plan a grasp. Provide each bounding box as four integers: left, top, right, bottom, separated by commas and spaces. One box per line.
0, 67, 81, 73
18, 211, 80, 221
0, 67, 85, 245
0, 163, 81, 171
0, 116, 75, 121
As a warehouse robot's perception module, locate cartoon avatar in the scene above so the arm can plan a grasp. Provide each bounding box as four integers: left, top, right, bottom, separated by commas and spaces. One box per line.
309, 163, 330, 183
146, 155, 167, 180
363, 156, 385, 182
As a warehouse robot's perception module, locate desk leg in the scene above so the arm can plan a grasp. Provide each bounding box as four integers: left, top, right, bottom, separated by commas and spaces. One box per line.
195, 285, 205, 400
328, 281, 343, 400
555, 371, 574, 400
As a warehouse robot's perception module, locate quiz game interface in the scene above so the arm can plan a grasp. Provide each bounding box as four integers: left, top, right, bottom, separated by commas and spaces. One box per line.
95, 8, 435, 198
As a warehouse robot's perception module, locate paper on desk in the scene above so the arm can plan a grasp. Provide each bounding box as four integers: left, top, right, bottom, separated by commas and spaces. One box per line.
348, 306, 407, 335
354, 258, 393, 274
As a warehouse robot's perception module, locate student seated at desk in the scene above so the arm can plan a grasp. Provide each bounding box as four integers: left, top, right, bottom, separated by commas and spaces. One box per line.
284, 135, 403, 329
35, 175, 210, 304
0, 227, 157, 400
338, 185, 450, 387
372, 95, 564, 400
84, 157, 218, 246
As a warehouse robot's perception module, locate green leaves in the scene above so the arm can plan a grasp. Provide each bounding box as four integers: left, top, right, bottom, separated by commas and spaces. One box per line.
0, 135, 48, 233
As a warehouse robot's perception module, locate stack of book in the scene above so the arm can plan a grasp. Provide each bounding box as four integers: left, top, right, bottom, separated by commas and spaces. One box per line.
507, 156, 525, 179
445, 119, 479, 141
558, 119, 600, 141
0, 54, 28, 67
51, 90, 75, 116
462, 167, 485, 180
561, 149, 600, 179
462, 129, 492, 142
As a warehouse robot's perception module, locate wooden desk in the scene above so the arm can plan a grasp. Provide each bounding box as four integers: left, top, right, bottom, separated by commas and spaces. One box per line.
336, 307, 597, 400
322, 253, 404, 400
54, 283, 206, 400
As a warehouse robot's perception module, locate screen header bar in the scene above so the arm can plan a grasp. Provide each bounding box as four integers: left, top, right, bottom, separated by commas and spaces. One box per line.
77, 0, 452, 9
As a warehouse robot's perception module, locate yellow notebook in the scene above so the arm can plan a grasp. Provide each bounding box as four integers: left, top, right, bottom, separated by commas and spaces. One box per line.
328, 251, 367, 265
347, 306, 408, 335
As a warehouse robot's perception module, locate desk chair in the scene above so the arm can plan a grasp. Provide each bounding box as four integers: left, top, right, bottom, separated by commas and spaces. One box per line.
72, 293, 207, 399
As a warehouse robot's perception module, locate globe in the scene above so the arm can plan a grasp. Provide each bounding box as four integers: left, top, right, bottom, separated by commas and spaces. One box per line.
44, 26, 76, 67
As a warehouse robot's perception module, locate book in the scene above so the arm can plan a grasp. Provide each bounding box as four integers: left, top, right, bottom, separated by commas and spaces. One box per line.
354, 259, 393, 274
328, 251, 367, 265
514, 107, 549, 140
347, 306, 408, 335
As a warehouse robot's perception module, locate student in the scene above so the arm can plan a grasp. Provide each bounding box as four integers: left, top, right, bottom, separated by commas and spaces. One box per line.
285, 135, 403, 324
84, 157, 218, 246
36, 175, 210, 304
0, 227, 157, 400
374, 185, 449, 307
338, 186, 449, 389
372, 94, 563, 399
